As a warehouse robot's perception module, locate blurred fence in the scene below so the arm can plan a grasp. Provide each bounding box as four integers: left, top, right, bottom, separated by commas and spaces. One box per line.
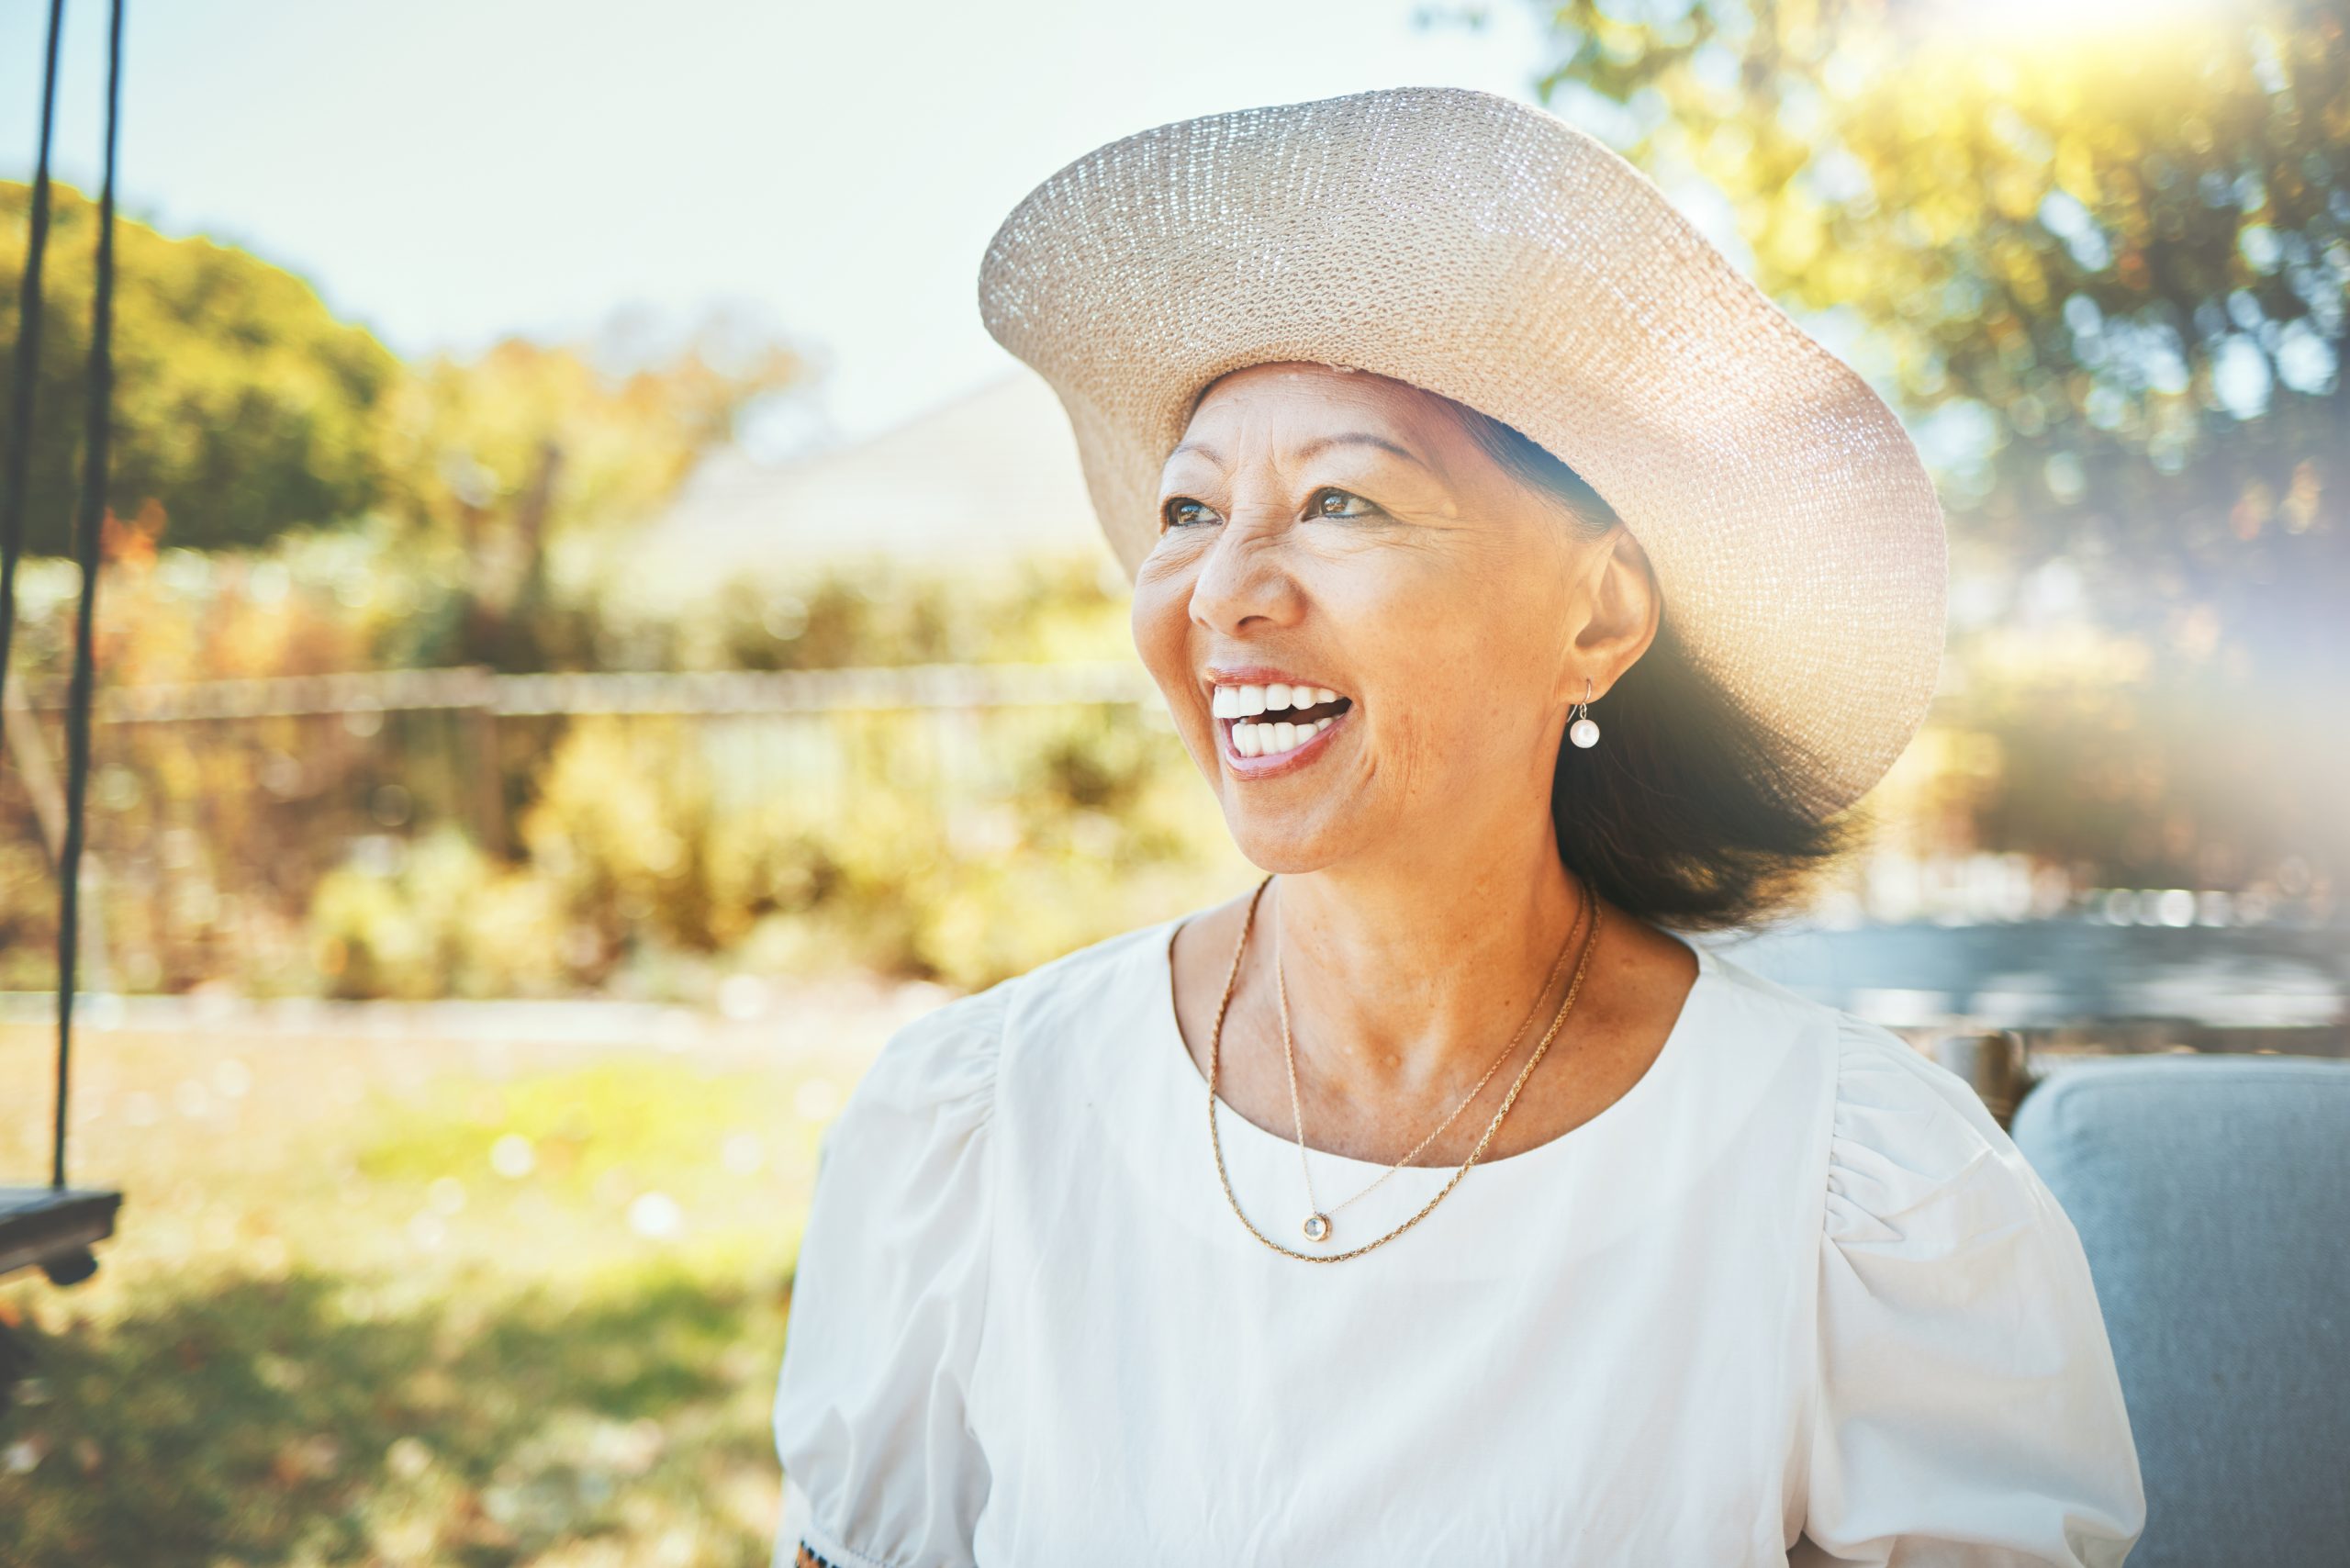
28, 663, 1159, 723
8, 660, 1162, 846
0, 662, 1189, 996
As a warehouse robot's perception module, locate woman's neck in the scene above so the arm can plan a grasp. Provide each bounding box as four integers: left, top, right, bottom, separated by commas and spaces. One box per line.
1257, 823, 1591, 1103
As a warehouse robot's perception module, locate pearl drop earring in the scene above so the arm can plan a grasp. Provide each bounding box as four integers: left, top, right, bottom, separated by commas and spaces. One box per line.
1569, 677, 1601, 749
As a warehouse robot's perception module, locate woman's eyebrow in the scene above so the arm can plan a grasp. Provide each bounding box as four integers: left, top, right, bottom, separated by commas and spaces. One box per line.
1294, 432, 1429, 469
1166, 433, 1430, 470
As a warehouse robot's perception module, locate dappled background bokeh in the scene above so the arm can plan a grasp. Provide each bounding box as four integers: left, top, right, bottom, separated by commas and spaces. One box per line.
2, 0, 2344, 1562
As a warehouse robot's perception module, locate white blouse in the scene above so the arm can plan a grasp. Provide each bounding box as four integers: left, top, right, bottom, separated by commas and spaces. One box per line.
771, 914, 2144, 1567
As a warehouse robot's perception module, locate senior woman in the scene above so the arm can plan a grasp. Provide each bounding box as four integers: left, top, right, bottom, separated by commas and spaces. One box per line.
771, 87, 2144, 1566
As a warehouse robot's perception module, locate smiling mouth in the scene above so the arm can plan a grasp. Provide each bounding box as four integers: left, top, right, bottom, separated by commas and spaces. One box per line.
1222, 700, 1353, 756
1212, 681, 1362, 761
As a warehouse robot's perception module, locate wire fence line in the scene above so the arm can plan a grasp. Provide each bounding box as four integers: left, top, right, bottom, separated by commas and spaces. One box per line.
14, 661, 1169, 724
0, 662, 1207, 998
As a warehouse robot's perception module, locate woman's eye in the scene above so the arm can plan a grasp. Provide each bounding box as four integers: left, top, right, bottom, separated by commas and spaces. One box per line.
1162, 497, 1221, 529
1310, 487, 1381, 520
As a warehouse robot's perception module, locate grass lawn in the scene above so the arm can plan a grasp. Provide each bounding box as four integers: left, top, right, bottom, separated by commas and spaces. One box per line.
0, 986, 931, 1567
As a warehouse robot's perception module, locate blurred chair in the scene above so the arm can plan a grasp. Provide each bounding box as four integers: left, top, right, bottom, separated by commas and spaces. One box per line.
2007, 1055, 2350, 1568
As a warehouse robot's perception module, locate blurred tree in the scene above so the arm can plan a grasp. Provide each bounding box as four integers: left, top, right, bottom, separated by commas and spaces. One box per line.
0, 181, 398, 553
375, 328, 806, 672
1492, 0, 2347, 900
3, 184, 804, 599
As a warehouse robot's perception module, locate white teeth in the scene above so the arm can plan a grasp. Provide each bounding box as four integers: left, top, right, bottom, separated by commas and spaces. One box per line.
1214, 681, 1350, 743
1229, 711, 1342, 760
1315, 716, 1331, 731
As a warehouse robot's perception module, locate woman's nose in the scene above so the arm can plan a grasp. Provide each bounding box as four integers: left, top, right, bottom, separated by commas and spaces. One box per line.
1188, 514, 1304, 634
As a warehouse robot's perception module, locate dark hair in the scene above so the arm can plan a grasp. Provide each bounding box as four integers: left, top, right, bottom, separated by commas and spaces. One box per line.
1452, 404, 1870, 932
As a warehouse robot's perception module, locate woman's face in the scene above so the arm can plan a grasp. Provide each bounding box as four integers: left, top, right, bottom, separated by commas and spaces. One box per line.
1132, 361, 1660, 875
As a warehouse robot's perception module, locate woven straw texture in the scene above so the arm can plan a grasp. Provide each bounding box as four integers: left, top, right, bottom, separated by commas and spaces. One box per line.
977, 85, 1947, 822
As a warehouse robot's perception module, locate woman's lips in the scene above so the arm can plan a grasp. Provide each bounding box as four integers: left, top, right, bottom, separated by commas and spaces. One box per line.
1217, 701, 1353, 778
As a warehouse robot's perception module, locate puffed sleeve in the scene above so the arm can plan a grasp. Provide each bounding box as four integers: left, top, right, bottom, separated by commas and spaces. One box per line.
1796, 1015, 2145, 1567
771, 982, 1009, 1568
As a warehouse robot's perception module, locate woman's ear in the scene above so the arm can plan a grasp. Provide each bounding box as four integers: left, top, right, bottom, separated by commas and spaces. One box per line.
1561, 525, 1662, 705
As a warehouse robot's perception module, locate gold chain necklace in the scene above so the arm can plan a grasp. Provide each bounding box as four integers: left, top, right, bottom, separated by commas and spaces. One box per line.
1204, 870, 1605, 1264
1272, 879, 1586, 1243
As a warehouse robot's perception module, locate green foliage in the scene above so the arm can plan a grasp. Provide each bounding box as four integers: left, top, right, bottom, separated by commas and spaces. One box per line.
375, 330, 804, 671
304, 701, 1242, 1000
0, 181, 399, 553
1, 182, 804, 577
379, 333, 798, 547
310, 825, 571, 1001
1, 523, 1239, 1000
1521, 0, 2344, 599
580, 551, 1134, 675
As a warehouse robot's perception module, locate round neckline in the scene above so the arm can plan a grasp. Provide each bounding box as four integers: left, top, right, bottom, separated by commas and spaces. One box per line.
1152, 907, 1716, 1178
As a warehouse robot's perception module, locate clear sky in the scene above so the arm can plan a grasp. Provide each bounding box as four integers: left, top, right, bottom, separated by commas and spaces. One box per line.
2, 0, 1559, 444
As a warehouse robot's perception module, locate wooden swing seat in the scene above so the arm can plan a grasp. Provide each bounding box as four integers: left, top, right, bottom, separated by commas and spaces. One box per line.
0, 1185, 121, 1285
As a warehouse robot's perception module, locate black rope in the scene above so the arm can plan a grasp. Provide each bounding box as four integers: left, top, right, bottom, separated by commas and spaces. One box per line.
52, 0, 128, 1192
0, 0, 68, 711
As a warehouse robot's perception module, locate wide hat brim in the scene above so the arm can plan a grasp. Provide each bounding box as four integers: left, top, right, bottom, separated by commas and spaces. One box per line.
977, 85, 1947, 823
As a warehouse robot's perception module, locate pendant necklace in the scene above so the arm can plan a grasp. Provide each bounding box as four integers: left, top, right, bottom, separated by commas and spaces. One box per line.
1273, 877, 1588, 1245
1203, 869, 1605, 1263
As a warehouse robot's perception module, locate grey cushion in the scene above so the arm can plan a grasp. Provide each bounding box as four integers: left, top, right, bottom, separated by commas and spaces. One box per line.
2011, 1057, 2350, 1568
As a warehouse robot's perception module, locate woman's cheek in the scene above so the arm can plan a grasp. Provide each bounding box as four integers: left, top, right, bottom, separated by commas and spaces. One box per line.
1128, 572, 1186, 678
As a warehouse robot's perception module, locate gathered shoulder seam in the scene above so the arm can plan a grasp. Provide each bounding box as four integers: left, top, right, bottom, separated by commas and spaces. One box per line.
1818, 1008, 1899, 1238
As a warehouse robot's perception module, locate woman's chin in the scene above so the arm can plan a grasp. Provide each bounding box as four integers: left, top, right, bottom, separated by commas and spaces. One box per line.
1220, 814, 1354, 876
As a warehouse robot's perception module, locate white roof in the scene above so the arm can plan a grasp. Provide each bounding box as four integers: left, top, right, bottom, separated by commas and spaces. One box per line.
621, 370, 1113, 605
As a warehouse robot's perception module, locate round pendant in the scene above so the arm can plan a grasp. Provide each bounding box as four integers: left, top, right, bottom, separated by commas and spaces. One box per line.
1303, 1214, 1331, 1243
1570, 716, 1600, 749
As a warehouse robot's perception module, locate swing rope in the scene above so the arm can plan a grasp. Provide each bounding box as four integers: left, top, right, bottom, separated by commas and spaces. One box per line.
53, 0, 129, 1192
0, 0, 128, 1195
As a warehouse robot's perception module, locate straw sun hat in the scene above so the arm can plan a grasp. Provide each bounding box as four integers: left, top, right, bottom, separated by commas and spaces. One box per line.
976, 85, 1947, 823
